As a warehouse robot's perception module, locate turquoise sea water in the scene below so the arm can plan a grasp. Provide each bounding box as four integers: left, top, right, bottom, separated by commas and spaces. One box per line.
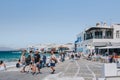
0, 51, 22, 62
0, 51, 59, 62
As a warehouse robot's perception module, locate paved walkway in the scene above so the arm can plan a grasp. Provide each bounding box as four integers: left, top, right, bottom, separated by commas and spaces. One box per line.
44, 59, 103, 80
0, 59, 103, 80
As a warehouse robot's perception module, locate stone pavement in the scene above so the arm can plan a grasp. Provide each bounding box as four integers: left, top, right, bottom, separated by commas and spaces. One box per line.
0, 59, 103, 80
44, 59, 103, 80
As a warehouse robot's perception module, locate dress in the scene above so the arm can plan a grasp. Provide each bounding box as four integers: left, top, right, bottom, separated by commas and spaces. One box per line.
0, 65, 5, 71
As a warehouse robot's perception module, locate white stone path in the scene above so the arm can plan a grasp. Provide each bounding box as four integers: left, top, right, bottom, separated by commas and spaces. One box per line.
43, 59, 103, 80
0, 59, 103, 80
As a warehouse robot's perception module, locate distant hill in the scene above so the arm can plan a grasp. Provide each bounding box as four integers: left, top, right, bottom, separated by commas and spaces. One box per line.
0, 47, 14, 51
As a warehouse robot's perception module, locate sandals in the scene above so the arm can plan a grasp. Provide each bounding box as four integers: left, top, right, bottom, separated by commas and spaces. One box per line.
51, 70, 55, 74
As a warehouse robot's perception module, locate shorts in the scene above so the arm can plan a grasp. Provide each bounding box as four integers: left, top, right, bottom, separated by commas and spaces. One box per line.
50, 63, 55, 67
36, 63, 39, 67
36, 63, 42, 69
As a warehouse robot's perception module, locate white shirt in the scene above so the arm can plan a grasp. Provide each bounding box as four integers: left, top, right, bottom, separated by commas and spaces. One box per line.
50, 54, 56, 63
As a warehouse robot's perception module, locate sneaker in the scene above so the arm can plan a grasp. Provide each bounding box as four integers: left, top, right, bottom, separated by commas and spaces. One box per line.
36, 72, 42, 75
51, 72, 54, 74
32, 72, 35, 75
51, 70, 55, 74
39, 72, 42, 74
26, 71, 29, 73
53, 70, 55, 73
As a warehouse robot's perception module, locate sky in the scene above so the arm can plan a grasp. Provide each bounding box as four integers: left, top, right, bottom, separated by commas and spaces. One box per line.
0, 0, 120, 48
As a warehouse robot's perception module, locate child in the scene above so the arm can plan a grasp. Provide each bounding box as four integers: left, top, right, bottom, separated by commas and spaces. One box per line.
16, 59, 21, 68
30, 62, 36, 75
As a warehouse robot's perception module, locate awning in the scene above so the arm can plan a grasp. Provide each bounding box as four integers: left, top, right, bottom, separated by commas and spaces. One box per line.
98, 46, 120, 49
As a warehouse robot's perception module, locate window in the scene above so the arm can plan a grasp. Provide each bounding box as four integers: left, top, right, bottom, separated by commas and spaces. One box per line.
95, 31, 102, 38
116, 30, 120, 38
105, 31, 112, 38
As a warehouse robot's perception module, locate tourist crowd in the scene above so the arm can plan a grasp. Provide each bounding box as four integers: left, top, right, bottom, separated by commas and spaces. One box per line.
16, 50, 58, 75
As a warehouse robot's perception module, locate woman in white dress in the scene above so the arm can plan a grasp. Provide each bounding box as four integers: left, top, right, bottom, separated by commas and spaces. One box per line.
0, 60, 6, 71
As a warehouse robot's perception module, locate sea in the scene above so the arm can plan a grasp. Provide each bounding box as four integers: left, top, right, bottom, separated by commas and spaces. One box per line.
0, 51, 22, 62
0, 51, 59, 68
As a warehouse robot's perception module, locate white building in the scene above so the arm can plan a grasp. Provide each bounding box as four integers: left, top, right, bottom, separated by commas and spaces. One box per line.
75, 23, 120, 54
27, 43, 74, 53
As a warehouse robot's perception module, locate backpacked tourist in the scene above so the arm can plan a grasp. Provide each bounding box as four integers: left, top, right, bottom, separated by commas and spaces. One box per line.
50, 51, 57, 74
34, 50, 41, 74
20, 50, 34, 73
28, 50, 36, 75
25, 53, 32, 73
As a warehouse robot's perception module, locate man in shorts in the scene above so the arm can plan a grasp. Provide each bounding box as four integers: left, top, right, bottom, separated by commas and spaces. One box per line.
34, 50, 41, 74
50, 51, 57, 74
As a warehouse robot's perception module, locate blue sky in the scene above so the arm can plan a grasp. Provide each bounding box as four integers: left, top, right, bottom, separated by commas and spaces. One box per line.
0, 0, 120, 48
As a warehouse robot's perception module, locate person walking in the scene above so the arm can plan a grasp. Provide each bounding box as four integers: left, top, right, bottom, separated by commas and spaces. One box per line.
50, 51, 57, 74
42, 55, 47, 67
20, 50, 26, 72
34, 50, 41, 74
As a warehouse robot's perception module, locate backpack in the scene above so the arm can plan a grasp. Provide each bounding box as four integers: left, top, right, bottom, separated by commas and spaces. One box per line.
55, 59, 58, 63
16, 63, 20, 68
26, 55, 31, 65
52, 58, 58, 63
